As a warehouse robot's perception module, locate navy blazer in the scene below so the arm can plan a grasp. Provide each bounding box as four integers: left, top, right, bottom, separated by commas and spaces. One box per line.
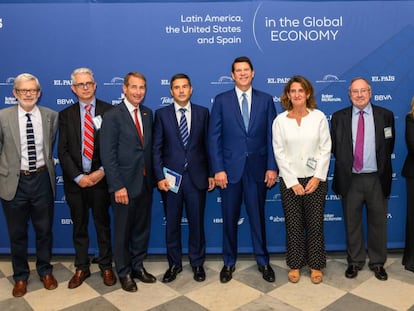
331, 104, 395, 197
58, 99, 113, 193
152, 103, 210, 190
208, 88, 277, 183
100, 101, 153, 198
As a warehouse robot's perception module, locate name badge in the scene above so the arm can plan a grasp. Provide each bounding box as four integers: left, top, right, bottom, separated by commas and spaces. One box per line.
384, 127, 392, 139
307, 158, 317, 170
93, 115, 103, 130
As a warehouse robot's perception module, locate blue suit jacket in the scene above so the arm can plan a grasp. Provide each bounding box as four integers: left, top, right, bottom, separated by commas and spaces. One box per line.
208, 88, 277, 183
153, 103, 210, 190
100, 101, 153, 198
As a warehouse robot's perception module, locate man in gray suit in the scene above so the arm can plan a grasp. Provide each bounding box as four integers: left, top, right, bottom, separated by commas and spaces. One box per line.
0, 73, 58, 297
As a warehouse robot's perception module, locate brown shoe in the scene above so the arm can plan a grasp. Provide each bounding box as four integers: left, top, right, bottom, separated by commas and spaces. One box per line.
68, 269, 91, 289
41, 274, 58, 290
102, 269, 116, 286
310, 269, 323, 284
12, 280, 27, 297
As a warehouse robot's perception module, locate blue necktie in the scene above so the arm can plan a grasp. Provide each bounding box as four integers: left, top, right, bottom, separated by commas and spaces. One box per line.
179, 108, 189, 147
26, 113, 37, 171
242, 93, 249, 130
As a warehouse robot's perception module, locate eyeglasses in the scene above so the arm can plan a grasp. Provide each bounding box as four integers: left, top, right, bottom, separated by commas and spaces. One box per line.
73, 82, 95, 89
350, 88, 370, 96
15, 89, 39, 95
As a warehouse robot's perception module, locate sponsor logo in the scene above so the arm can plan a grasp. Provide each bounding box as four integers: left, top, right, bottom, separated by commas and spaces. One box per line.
160, 96, 174, 106
56, 98, 75, 105
387, 213, 392, 219
4, 97, 17, 105
0, 76, 15, 86
325, 194, 341, 200
213, 217, 245, 225
267, 193, 281, 202
61, 218, 73, 225
210, 75, 234, 85
161, 79, 170, 86
103, 77, 124, 86
267, 77, 290, 84
371, 75, 395, 82
55, 176, 64, 185
273, 96, 281, 103
316, 74, 346, 83
269, 215, 285, 223
0, 18, 3, 29
324, 213, 342, 221
53, 80, 72, 86
111, 93, 124, 106
55, 195, 66, 204
374, 94, 392, 101
391, 153, 396, 159
321, 94, 342, 102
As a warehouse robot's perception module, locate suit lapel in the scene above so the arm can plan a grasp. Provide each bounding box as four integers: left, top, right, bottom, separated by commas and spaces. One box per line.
231, 90, 245, 131
39, 106, 51, 158
9, 106, 21, 157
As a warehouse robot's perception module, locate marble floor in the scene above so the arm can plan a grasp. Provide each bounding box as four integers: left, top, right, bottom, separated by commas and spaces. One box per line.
0, 252, 414, 311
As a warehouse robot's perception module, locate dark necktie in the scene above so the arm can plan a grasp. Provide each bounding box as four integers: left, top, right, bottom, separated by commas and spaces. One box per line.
242, 93, 249, 130
134, 108, 144, 145
83, 105, 94, 160
353, 110, 364, 172
179, 108, 189, 147
26, 113, 37, 171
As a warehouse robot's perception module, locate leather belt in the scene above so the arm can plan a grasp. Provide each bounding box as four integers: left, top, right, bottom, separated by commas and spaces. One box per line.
20, 165, 47, 176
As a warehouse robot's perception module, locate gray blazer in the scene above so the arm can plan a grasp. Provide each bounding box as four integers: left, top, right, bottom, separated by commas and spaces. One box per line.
0, 105, 58, 200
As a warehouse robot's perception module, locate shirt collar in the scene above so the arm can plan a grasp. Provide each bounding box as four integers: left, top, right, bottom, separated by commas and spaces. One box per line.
174, 101, 191, 112
353, 102, 372, 115
235, 86, 252, 100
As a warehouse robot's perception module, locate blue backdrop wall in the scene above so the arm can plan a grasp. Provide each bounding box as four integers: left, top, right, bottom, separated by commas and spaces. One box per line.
0, 0, 413, 255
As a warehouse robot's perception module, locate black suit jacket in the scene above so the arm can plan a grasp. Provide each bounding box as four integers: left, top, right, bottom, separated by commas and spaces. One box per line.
331, 104, 395, 197
402, 113, 414, 178
58, 99, 113, 193
100, 101, 153, 198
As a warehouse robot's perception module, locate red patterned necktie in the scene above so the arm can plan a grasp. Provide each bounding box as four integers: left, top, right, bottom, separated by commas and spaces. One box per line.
134, 108, 144, 145
83, 105, 94, 160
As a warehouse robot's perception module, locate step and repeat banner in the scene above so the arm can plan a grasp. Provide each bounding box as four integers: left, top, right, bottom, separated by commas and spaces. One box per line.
0, 1, 413, 255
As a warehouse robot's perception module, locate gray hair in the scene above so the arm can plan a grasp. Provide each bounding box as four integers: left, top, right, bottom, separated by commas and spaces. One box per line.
13, 73, 41, 90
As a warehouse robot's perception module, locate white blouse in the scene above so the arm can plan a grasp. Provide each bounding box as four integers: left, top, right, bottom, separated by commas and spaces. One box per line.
272, 108, 331, 189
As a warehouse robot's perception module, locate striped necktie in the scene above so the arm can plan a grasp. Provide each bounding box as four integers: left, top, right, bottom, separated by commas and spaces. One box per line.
26, 113, 37, 171
83, 105, 94, 160
179, 108, 189, 147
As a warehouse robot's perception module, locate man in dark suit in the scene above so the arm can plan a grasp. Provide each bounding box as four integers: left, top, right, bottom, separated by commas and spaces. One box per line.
208, 56, 278, 283
100, 72, 156, 292
58, 68, 115, 289
153, 73, 215, 283
331, 77, 395, 281
0, 73, 58, 297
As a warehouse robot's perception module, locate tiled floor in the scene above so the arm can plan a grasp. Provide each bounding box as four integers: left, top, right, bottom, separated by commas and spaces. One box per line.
0, 252, 414, 311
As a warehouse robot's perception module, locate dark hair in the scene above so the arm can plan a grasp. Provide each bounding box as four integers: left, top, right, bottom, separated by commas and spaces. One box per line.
280, 75, 316, 111
123, 72, 146, 87
170, 73, 191, 89
231, 56, 253, 72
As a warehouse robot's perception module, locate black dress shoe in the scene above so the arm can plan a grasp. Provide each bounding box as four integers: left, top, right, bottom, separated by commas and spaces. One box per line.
258, 264, 275, 282
119, 275, 137, 292
371, 266, 388, 281
193, 266, 206, 282
131, 267, 156, 283
345, 265, 361, 278
162, 265, 182, 283
220, 265, 235, 283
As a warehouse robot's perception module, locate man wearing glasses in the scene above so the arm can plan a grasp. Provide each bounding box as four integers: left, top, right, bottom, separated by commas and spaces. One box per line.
0, 73, 58, 297
58, 68, 115, 289
331, 77, 395, 281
